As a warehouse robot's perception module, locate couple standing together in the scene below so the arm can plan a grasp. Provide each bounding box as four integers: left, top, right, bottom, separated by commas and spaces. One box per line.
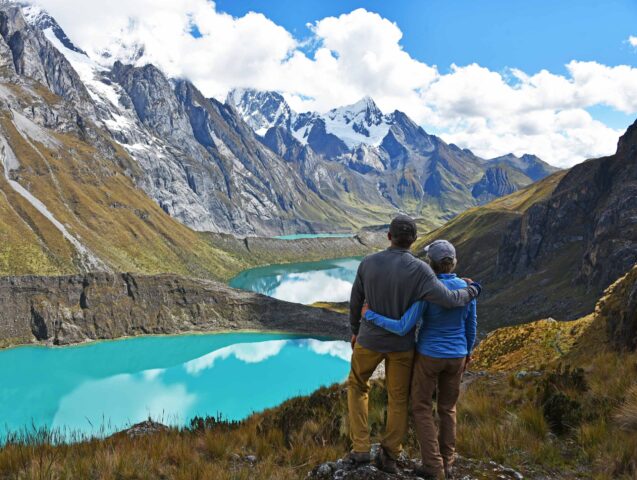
347, 215, 480, 479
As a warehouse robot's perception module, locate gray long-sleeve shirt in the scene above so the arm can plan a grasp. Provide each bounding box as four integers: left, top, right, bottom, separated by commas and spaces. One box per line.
349, 247, 480, 353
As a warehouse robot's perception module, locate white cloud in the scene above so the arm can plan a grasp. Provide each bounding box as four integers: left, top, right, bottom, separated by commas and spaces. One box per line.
628, 36, 637, 48
301, 339, 352, 362
183, 340, 288, 375
28, 1, 636, 167
270, 271, 354, 304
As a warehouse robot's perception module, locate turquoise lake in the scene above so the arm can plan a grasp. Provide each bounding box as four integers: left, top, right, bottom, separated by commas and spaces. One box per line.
229, 257, 361, 304
274, 233, 354, 240
0, 333, 351, 440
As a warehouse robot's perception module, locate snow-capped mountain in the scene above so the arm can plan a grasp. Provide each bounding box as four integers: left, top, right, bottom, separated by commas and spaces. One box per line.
227, 89, 293, 136
228, 88, 559, 221
2, 2, 357, 235
321, 96, 392, 148
1, 2, 559, 238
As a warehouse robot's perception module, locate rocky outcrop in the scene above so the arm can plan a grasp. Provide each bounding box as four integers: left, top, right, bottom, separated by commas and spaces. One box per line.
472, 166, 517, 203
308, 446, 524, 480
0, 273, 349, 347
598, 263, 637, 352
0, 4, 93, 109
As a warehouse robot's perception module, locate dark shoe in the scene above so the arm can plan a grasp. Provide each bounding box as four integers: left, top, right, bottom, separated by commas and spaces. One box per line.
345, 450, 371, 464
414, 466, 445, 480
377, 447, 399, 474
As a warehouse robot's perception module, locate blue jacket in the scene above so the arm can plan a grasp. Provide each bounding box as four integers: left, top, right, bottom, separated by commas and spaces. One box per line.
364, 273, 477, 358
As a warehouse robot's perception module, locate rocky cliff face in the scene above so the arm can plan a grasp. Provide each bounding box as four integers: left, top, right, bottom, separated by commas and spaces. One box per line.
499, 121, 637, 290
413, 118, 637, 330
471, 166, 517, 203
0, 273, 350, 347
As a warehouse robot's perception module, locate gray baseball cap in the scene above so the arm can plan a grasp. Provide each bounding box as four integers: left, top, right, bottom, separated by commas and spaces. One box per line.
424, 239, 456, 262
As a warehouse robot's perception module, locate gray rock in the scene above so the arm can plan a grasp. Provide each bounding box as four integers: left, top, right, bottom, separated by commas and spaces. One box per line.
307, 449, 526, 480
0, 272, 350, 347
117, 420, 169, 438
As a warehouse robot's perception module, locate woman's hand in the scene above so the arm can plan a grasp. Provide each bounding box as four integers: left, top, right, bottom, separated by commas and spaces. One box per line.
361, 302, 369, 320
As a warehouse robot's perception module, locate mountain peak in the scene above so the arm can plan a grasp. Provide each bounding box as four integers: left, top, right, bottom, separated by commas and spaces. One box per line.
20, 3, 87, 55
334, 95, 383, 118
226, 88, 293, 135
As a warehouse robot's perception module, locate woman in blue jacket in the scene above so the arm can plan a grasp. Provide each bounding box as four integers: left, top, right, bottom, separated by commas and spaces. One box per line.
362, 239, 477, 480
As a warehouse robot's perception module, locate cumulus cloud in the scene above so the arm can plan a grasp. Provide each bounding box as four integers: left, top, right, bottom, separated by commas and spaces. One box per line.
28, 0, 636, 166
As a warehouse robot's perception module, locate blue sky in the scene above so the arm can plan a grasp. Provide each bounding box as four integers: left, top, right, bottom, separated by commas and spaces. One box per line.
215, 0, 637, 74
216, 0, 637, 130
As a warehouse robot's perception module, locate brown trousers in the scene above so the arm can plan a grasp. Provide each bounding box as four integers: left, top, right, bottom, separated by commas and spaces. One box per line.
411, 353, 465, 475
347, 343, 415, 459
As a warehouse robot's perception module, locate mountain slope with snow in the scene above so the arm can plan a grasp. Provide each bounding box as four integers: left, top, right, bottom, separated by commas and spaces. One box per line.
229, 88, 559, 224
4, 2, 559, 238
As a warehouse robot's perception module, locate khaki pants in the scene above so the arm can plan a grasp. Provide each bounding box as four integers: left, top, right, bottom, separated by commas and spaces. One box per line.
411, 353, 465, 476
347, 343, 414, 459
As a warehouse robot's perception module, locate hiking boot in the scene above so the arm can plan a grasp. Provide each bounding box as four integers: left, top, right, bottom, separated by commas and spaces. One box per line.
377, 447, 399, 474
345, 450, 371, 464
414, 466, 445, 480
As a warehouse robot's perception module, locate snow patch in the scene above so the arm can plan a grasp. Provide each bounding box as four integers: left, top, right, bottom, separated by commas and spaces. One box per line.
12, 111, 61, 149
0, 135, 106, 272
42, 27, 122, 108
20, 4, 45, 23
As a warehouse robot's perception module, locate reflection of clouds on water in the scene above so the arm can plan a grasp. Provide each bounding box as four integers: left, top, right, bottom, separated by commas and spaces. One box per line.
142, 368, 165, 381
301, 340, 351, 361
271, 272, 353, 304
52, 373, 196, 433
184, 340, 288, 375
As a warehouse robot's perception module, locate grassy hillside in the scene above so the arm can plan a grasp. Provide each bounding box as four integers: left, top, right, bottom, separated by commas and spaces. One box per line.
462, 264, 637, 478
0, 83, 248, 279
0, 81, 387, 281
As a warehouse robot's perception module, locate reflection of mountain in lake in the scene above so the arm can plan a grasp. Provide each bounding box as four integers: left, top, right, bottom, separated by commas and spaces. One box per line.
229, 258, 361, 304
0, 334, 351, 440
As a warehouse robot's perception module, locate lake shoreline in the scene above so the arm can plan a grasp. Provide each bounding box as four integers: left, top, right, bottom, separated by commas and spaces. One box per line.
0, 329, 338, 351
205, 230, 386, 281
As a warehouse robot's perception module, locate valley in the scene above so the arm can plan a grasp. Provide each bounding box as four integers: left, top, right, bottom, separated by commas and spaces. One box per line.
0, 2, 635, 479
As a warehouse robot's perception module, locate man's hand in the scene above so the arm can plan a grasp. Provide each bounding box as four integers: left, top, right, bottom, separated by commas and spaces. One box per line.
462, 277, 474, 284
350, 335, 357, 350
464, 354, 472, 372
360, 302, 369, 320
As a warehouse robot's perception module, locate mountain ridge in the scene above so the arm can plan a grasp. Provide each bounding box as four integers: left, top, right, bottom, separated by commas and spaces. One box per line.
228, 87, 560, 227
5, 1, 560, 237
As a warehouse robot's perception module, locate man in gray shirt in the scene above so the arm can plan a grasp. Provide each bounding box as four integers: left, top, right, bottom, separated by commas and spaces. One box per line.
347, 215, 481, 473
